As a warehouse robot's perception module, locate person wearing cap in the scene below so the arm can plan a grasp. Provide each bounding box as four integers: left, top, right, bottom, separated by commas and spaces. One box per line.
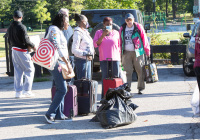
7, 10, 36, 98
71, 14, 94, 80
119, 13, 150, 94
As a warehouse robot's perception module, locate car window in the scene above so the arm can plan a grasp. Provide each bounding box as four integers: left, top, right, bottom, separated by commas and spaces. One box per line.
84, 13, 125, 27
192, 23, 200, 37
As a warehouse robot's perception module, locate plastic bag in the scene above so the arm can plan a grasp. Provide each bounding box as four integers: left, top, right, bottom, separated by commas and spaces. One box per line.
119, 68, 127, 83
191, 85, 200, 115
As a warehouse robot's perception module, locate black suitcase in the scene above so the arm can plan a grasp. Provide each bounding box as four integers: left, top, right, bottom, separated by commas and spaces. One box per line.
74, 55, 98, 115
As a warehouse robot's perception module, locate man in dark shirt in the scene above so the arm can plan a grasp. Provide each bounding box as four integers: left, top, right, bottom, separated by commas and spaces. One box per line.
8, 10, 36, 98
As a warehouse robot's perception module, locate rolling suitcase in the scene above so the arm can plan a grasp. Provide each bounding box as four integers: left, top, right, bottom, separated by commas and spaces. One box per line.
103, 58, 123, 98
51, 84, 78, 118
74, 55, 98, 115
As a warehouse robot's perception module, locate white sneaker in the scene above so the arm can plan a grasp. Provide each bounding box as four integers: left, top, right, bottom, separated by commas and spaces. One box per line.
15, 91, 25, 98
23, 91, 35, 98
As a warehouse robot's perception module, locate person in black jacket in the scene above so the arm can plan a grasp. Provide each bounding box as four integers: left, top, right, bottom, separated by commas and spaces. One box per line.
8, 10, 36, 98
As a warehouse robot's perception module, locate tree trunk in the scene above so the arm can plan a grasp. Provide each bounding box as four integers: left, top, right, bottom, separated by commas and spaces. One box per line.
41, 23, 42, 34
166, 0, 168, 17
172, 0, 176, 19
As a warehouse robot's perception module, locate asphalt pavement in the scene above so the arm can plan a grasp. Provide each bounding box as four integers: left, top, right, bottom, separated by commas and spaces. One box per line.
0, 57, 200, 140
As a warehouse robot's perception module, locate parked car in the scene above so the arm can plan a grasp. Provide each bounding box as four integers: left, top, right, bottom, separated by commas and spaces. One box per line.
81, 9, 145, 71
183, 21, 200, 76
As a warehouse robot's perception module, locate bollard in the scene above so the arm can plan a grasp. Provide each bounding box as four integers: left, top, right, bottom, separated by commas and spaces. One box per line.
4, 33, 14, 76
186, 24, 191, 31
170, 40, 179, 64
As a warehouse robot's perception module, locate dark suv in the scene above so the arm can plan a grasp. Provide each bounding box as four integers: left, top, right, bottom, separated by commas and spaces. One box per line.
81, 9, 144, 71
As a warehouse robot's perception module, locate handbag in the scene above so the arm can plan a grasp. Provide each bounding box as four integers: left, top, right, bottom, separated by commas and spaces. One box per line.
31, 26, 59, 70
144, 57, 159, 83
59, 61, 75, 79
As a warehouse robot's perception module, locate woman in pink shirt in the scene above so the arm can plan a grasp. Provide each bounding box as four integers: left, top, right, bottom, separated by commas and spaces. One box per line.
93, 17, 121, 98
194, 25, 200, 91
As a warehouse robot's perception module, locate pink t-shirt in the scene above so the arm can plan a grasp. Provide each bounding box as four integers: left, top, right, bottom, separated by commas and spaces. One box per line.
93, 29, 121, 61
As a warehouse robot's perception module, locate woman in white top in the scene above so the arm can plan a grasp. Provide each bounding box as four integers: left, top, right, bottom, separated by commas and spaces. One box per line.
45, 11, 71, 124
72, 14, 94, 79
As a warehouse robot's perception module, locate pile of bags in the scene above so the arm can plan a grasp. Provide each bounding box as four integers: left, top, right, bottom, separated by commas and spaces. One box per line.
92, 83, 138, 129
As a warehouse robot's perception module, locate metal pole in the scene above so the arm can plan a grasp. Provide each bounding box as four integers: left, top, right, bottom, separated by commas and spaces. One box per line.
153, 0, 156, 13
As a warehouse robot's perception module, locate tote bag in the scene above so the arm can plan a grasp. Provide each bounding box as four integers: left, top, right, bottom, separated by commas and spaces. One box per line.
32, 26, 59, 70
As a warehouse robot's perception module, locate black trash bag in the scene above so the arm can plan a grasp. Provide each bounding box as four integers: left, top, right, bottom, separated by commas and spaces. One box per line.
95, 94, 137, 129
105, 83, 133, 100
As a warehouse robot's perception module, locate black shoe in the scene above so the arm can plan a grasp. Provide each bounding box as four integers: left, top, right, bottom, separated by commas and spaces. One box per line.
138, 90, 143, 94
44, 115, 55, 124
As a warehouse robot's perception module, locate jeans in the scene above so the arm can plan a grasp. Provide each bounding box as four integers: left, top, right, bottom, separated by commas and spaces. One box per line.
66, 56, 75, 85
100, 61, 120, 98
46, 62, 68, 119
74, 57, 91, 80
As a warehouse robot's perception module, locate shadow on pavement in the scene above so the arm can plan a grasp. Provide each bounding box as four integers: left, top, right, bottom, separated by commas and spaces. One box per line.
137, 107, 193, 118
3, 122, 198, 140
133, 92, 191, 99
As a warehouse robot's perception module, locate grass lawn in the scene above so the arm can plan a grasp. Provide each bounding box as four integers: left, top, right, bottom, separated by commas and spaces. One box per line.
0, 33, 5, 57
150, 32, 185, 41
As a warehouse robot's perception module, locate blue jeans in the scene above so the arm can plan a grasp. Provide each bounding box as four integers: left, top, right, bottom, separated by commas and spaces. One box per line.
66, 56, 75, 85
46, 63, 68, 119
75, 57, 91, 80
100, 61, 120, 98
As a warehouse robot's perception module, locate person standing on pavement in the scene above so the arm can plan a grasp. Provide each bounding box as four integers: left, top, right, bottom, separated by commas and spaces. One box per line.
44, 11, 72, 123
7, 10, 36, 98
59, 8, 75, 85
93, 17, 121, 98
119, 13, 150, 94
72, 14, 94, 80
194, 25, 200, 92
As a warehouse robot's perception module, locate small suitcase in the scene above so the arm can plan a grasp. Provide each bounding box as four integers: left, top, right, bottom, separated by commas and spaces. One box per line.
51, 84, 78, 118
74, 55, 98, 115
103, 58, 123, 98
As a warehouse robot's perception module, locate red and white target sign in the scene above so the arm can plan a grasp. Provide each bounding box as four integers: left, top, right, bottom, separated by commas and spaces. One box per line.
32, 38, 59, 70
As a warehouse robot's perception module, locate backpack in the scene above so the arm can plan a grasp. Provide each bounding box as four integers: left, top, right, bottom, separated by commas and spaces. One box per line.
68, 30, 83, 56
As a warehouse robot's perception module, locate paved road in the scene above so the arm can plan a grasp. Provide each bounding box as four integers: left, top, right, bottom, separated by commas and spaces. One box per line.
0, 57, 200, 140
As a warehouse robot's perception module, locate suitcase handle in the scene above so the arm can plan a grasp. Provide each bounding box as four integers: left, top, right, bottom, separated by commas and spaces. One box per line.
106, 58, 114, 80
83, 54, 93, 80
74, 95, 77, 106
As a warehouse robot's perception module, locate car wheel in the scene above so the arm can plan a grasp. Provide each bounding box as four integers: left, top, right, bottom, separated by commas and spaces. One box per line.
183, 57, 195, 76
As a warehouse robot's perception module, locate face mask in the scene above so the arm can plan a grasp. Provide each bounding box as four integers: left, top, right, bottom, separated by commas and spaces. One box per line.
86, 22, 89, 29
106, 25, 112, 31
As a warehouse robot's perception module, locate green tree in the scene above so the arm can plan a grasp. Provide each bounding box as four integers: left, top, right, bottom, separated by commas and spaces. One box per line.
31, 0, 51, 32
0, 0, 11, 28
84, 0, 121, 9
46, 0, 84, 26
117, 0, 142, 9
